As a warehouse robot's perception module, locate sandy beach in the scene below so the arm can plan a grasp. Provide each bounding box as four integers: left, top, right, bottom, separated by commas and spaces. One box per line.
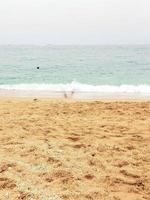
0, 98, 150, 200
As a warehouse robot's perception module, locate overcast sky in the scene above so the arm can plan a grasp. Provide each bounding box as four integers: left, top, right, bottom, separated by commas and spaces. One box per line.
0, 0, 150, 45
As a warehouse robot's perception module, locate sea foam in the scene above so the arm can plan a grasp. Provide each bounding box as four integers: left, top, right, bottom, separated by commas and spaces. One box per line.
0, 82, 150, 94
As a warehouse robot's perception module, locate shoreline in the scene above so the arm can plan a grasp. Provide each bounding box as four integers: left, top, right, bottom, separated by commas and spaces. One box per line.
0, 96, 150, 103
0, 89, 150, 100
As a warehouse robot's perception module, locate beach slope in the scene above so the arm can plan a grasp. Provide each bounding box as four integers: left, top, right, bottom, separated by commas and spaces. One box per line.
0, 98, 150, 200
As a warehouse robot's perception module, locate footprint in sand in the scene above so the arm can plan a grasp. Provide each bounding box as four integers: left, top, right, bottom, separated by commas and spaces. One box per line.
84, 174, 95, 180
67, 136, 80, 142
73, 144, 86, 149
0, 177, 16, 189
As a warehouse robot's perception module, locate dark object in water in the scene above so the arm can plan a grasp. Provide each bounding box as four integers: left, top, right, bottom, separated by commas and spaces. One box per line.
37, 67, 39, 69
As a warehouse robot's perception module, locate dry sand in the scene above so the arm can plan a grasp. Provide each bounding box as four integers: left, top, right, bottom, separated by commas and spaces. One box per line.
0, 98, 150, 200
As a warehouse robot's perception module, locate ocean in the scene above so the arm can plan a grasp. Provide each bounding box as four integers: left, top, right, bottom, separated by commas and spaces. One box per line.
0, 45, 150, 98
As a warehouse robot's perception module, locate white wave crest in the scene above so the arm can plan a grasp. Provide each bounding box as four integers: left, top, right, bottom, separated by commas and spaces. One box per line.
0, 81, 150, 94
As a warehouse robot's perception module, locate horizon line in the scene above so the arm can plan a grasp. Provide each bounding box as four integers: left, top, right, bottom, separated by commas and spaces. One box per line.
0, 43, 150, 46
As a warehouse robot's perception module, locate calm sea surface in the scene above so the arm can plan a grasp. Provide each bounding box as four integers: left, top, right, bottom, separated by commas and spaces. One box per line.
0, 45, 150, 94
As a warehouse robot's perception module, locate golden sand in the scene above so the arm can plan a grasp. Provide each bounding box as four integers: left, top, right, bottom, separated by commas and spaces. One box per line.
0, 98, 150, 200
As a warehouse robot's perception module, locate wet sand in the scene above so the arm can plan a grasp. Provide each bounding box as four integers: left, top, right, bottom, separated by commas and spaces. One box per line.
0, 98, 150, 200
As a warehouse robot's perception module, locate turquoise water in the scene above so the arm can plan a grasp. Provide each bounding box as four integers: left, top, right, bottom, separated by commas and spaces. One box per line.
0, 45, 150, 94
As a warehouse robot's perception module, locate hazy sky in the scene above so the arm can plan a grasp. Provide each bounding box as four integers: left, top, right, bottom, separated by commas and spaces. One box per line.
0, 0, 150, 45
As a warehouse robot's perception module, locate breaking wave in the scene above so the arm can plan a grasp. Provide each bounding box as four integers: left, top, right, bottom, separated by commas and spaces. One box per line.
0, 81, 150, 94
